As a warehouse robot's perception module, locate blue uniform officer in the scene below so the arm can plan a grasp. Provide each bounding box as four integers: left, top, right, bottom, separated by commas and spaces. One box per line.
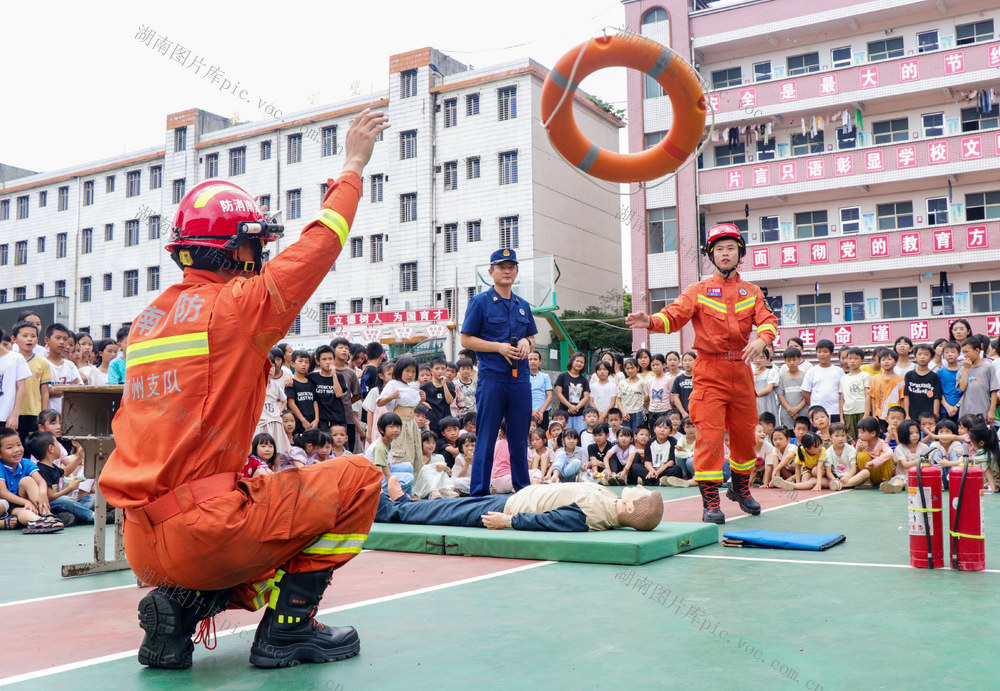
461, 249, 537, 496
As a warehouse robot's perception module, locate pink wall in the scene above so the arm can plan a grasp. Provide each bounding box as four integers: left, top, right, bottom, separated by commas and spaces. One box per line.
778, 313, 1000, 350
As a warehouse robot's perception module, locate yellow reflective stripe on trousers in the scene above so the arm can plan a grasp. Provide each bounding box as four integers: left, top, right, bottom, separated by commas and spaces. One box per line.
729, 458, 756, 472
697, 295, 727, 314
757, 323, 777, 336
695, 471, 724, 482
250, 580, 271, 610
734, 297, 756, 313
312, 208, 350, 246
301, 532, 368, 555
126, 332, 209, 367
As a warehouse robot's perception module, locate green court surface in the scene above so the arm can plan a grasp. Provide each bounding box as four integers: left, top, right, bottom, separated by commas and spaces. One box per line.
3, 488, 998, 690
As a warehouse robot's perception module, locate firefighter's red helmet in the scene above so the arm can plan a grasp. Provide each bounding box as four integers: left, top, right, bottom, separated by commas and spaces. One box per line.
703, 223, 746, 258
166, 179, 283, 273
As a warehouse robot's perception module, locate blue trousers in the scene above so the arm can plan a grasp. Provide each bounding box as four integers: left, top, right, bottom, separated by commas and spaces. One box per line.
376, 492, 509, 527
471, 376, 532, 496
50, 496, 95, 523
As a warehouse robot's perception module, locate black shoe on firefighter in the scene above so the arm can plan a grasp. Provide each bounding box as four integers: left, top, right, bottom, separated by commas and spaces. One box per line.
727, 472, 762, 516
137, 585, 231, 669
249, 569, 360, 668
699, 482, 726, 524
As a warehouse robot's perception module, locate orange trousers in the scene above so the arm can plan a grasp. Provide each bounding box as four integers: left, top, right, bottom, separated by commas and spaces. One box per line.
124, 456, 383, 611
687, 356, 757, 483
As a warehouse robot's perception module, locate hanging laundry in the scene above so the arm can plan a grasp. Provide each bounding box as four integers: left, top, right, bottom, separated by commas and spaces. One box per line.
728, 127, 740, 147
855, 108, 863, 131
765, 122, 773, 139
711, 128, 721, 142
948, 178, 953, 204
810, 116, 818, 137
801, 117, 807, 136
989, 88, 996, 105
842, 109, 849, 128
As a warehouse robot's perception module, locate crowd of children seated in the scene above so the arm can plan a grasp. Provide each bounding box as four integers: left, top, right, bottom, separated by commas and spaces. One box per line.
3, 308, 999, 534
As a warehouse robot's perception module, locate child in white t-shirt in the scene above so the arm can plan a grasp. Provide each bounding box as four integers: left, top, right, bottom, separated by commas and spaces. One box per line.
823, 422, 856, 490
44, 324, 83, 414
882, 419, 929, 493
450, 433, 476, 495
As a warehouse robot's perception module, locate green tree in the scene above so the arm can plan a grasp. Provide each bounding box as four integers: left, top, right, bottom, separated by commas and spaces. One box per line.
553, 290, 633, 354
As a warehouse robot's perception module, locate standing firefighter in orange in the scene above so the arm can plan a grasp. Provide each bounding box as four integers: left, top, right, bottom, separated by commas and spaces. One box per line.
99, 110, 390, 670
626, 224, 778, 523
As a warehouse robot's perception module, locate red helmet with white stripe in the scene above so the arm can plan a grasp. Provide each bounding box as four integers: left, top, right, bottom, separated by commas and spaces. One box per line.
703, 223, 746, 258
166, 179, 284, 274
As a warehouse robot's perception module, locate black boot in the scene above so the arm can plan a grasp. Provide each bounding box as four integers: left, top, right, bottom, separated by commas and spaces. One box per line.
249, 570, 360, 668
727, 472, 762, 515
137, 586, 231, 669
699, 482, 726, 524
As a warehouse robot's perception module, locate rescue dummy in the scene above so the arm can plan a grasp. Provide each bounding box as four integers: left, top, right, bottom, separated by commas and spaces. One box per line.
625, 224, 778, 523
99, 109, 390, 670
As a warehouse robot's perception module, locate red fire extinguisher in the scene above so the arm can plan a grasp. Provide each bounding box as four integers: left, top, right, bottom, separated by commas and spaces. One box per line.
949, 464, 985, 571
909, 463, 943, 569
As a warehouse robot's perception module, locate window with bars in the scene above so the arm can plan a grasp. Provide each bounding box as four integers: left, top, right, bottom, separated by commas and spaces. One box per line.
966, 190, 1000, 221
55, 280, 66, 297
791, 131, 824, 156
149, 215, 161, 240
105, 223, 114, 242
444, 289, 456, 315
350, 236, 363, 258
400, 262, 418, 292
320, 182, 328, 199
400, 130, 417, 159
350, 298, 363, 313
103, 273, 113, 291
150, 165, 162, 189
714, 143, 745, 166
0, 289, 6, 303
499, 215, 519, 248
370, 296, 384, 312
127, 170, 141, 197
498, 86, 517, 121
797, 292, 832, 324
16, 196, 28, 220
876, 201, 914, 230
320, 302, 337, 333
400, 69, 417, 98
927, 197, 948, 225
467, 286, 477, 304
648, 207, 677, 253
467, 220, 481, 242
466, 156, 480, 179
370, 174, 384, 202
444, 99, 457, 128
174, 127, 187, 152
36, 285, 44, 300
956, 19, 993, 45
840, 207, 860, 234
147, 266, 160, 292
126, 220, 139, 247
760, 215, 780, 243
444, 161, 458, 190
443, 223, 458, 253
37, 190, 45, 208
287, 134, 302, 164
872, 117, 908, 144
84, 180, 94, 206
205, 153, 218, 177
711, 67, 742, 89
466, 93, 479, 116
260, 141, 271, 160
229, 146, 246, 175
124, 270, 139, 297
172, 179, 185, 204
370, 234, 384, 263
14, 287, 26, 302
58, 186, 69, 210
0, 244, 6, 265
794, 210, 829, 238
787, 52, 819, 75
82, 228, 93, 254
0, 200, 7, 220
287, 189, 301, 220
400, 193, 417, 223
102, 325, 112, 339
14, 240, 27, 265
844, 290, 865, 321
881, 286, 918, 319
498, 151, 518, 185
56, 232, 67, 258
867, 37, 904, 62
322, 126, 338, 157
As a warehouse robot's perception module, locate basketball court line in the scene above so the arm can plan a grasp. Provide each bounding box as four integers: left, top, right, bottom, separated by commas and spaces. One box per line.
676, 553, 1000, 573
0, 560, 554, 686
0, 583, 137, 610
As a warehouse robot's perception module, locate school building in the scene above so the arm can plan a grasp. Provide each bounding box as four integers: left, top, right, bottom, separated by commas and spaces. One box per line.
624, 0, 1000, 353
0, 46, 623, 353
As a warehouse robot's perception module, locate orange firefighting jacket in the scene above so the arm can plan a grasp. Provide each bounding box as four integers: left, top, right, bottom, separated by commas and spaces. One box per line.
100, 173, 362, 508
649, 272, 778, 353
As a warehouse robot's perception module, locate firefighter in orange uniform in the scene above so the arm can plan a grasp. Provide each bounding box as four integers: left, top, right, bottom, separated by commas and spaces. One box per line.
626, 224, 778, 523
99, 110, 390, 670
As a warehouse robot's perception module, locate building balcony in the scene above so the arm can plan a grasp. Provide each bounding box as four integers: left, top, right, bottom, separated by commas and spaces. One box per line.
699, 126, 1000, 205
776, 311, 1000, 350
740, 220, 1000, 284
701, 38, 1000, 128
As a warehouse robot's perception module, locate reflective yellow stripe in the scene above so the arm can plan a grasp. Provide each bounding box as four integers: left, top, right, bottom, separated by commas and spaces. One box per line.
650, 312, 670, 333
192, 184, 234, 208
757, 323, 777, 336
250, 580, 271, 610
301, 532, 368, 555
908, 507, 942, 513
695, 471, 724, 482
729, 458, 756, 472
266, 570, 285, 609
697, 295, 727, 314
126, 331, 209, 367
949, 531, 985, 539
735, 297, 756, 313
313, 208, 350, 246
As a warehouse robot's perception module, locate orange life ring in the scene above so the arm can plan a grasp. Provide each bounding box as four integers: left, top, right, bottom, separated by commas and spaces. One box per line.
541, 33, 707, 184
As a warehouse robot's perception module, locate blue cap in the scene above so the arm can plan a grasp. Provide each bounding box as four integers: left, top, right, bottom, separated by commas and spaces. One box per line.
490, 248, 518, 265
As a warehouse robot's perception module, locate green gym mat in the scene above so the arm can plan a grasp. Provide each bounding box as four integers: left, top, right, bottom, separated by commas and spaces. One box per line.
365, 522, 718, 565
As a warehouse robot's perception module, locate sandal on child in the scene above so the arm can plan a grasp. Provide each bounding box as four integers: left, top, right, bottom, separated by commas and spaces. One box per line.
40, 513, 65, 528
1, 514, 19, 530
23, 519, 64, 534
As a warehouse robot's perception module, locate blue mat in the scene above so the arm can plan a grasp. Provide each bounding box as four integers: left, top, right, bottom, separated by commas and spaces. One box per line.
722, 529, 846, 551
